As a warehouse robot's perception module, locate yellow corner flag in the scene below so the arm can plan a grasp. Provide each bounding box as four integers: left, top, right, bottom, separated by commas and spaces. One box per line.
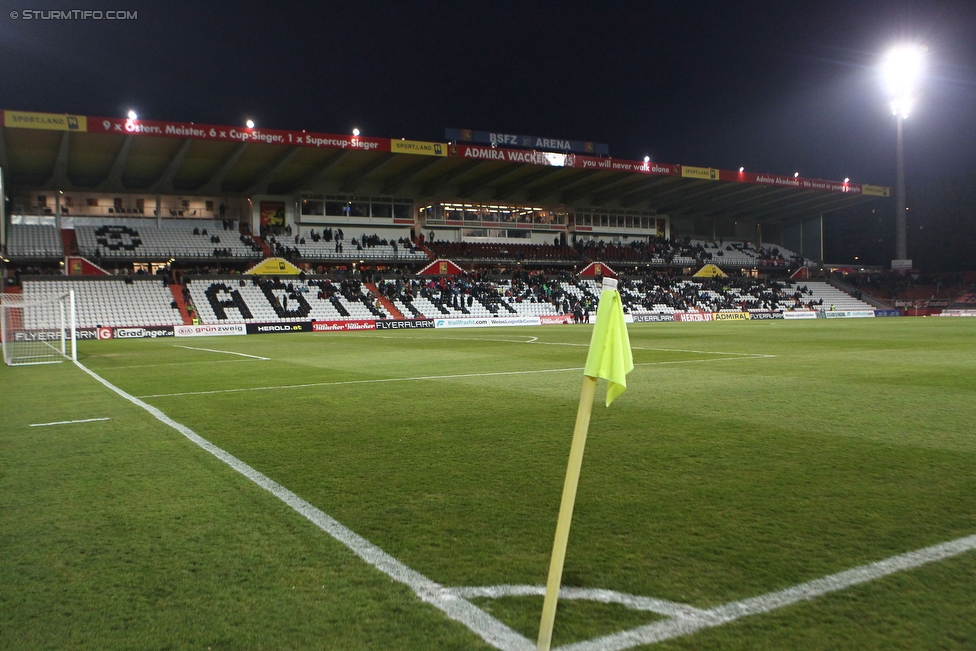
537, 277, 635, 651
583, 278, 634, 406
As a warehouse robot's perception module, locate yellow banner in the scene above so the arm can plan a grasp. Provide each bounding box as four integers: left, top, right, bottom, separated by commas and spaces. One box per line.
245, 257, 303, 275
693, 263, 727, 278
713, 312, 751, 321
391, 139, 447, 156
862, 184, 890, 197
681, 165, 719, 180
4, 110, 87, 132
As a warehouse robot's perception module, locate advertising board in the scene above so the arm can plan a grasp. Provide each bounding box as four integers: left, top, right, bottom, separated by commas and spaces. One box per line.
245, 322, 311, 334
174, 323, 247, 337
375, 319, 436, 329
434, 317, 541, 329
312, 320, 376, 332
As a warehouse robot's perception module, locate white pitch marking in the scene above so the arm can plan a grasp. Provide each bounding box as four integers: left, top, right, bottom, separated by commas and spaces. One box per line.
69, 361, 976, 650
373, 334, 766, 358
174, 345, 269, 360
139, 366, 586, 398
137, 355, 770, 400
105, 359, 257, 370
451, 585, 706, 619
557, 532, 976, 651
30, 417, 111, 427
71, 359, 534, 651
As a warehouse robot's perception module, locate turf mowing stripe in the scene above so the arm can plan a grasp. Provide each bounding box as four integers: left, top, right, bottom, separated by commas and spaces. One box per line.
557, 533, 976, 651
174, 345, 270, 360
29, 417, 111, 427
137, 356, 769, 399
72, 360, 534, 651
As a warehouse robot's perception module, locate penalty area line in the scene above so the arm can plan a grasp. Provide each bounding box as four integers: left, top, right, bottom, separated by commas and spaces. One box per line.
174, 345, 269, 360
137, 354, 772, 399
71, 359, 534, 651
30, 417, 111, 427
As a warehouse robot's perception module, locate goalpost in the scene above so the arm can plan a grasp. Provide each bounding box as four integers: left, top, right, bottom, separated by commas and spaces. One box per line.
0, 290, 77, 366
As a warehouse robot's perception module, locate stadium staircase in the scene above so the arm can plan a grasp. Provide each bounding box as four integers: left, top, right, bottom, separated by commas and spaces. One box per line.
254, 236, 272, 257
827, 276, 893, 309
169, 285, 193, 324
60, 228, 79, 256
366, 283, 404, 318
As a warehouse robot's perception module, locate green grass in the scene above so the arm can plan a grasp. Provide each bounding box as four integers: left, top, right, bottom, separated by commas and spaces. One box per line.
2, 318, 975, 649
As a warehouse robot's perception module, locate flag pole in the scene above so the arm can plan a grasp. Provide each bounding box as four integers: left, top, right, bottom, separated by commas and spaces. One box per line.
537, 373, 597, 651
536, 276, 633, 650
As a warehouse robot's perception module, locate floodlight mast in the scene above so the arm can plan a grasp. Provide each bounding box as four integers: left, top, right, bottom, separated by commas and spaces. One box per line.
883, 45, 924, 265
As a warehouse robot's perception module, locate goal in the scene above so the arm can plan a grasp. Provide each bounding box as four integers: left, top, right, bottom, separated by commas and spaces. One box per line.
0, 291, 77, 366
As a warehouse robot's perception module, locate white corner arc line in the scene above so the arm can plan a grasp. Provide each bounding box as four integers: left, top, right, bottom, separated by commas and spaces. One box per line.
174, 345, 269, 360
71, 360, 532, 651
30, 417, 111, 427
556, 533, 976, 651
450, 585, 706, 619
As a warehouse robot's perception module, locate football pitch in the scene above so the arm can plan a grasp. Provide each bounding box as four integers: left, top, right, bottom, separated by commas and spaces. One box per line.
2, 318, 975, 650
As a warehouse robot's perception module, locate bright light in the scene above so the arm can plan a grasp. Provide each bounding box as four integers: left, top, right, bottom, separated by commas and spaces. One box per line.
246, 119, 255, 128
127, 110, 137, 120
643, 156, 650, 163
352, 128, 360, 137
844, 177, 850, 183
739, 166, 745, 173
883, 45, 925, 118
794, 171, 800, 178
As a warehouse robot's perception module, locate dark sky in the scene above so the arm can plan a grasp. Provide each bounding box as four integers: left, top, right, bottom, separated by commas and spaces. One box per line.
2, 0, 975, 189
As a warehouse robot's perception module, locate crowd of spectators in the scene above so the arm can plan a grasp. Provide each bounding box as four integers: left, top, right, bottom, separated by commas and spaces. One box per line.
620, 275, 823, 312
844, 271, 967, 300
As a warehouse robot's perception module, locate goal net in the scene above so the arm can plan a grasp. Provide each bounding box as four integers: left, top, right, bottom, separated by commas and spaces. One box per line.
0, 291, 77, 366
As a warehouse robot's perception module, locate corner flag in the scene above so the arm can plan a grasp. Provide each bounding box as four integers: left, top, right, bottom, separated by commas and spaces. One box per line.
583, 278, 634, 406
537, 277, 634, 650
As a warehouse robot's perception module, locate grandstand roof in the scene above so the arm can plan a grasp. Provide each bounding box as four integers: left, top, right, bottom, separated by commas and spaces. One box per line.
2, 110, 889, 226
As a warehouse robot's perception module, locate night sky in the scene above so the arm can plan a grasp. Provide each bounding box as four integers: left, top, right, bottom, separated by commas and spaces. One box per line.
2, 1, 974, 189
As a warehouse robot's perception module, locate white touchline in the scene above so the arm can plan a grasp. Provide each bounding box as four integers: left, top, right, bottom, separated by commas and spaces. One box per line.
137, 356, 770, 399
30, 417, 111, 427
71, 359, 534, 651
70, 359, 976, 650
174, 345, 270, 360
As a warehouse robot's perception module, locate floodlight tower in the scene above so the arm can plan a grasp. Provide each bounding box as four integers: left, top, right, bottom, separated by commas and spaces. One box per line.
882, 45, 924, 265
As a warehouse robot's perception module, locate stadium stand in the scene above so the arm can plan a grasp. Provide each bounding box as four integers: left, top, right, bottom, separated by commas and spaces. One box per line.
426, 241, 580, 264
74, 219, 262, 261
11, 272, 880, 329
22, 277, 184, 328
802, 281, 878, 311
5, 224, 64, 258
269, 232, 428, 263
186, 277, 386, 324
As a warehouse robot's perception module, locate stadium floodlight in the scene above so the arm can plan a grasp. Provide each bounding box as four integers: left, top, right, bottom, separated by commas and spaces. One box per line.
0, 291, 77, 366
883, 44, 925, 264
352, 128, 361, 137
246, 119, 255, 128
127, 110, 137, 120
883, 45, 925, 119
